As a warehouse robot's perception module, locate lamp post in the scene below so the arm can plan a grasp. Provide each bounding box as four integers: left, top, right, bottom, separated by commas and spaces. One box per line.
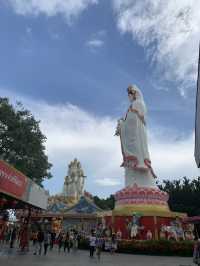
195, 43, 200, 167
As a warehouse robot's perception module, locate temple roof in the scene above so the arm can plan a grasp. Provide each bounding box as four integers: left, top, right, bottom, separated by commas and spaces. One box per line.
47, 201, 69, 213
65, 196, 102, 214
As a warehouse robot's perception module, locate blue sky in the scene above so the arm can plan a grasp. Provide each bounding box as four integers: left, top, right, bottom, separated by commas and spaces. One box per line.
0, 0, 199, 197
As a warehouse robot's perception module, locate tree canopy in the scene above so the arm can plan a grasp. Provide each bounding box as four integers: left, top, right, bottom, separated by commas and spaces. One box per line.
158, 177, 200, 216
93, 194, 115, 210
0, 97, 52, 185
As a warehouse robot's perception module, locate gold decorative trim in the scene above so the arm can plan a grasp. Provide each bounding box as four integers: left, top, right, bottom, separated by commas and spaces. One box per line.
113, 204, 186, 218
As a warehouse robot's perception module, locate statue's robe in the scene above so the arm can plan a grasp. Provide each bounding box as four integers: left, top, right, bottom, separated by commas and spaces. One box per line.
119, 100, 156, 187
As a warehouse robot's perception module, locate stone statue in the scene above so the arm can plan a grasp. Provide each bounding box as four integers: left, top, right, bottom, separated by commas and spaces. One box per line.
116, 229, 122, 240
115, 85, 157, 188
159, 224, 167, 239
76, 161, 85, 196
171, 218, 185, 241
146, 230, 153, 240
127, 213, 142, 239
185, 224, 195, 240
63, 159, 86, 202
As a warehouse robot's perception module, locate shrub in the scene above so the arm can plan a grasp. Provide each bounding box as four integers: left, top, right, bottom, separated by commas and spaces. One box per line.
117, 239, 193, 257
78, 238, 193, 257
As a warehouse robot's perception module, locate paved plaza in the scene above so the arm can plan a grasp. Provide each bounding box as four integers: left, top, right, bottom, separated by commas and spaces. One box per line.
0, 247, 194, 266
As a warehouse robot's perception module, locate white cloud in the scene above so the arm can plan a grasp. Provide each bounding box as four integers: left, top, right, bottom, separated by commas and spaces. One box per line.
95, 178, 121, 187
86, 30, 106, 50
149, 131, 199, 180
7, 0, 98, 22
26, 26, 32, 35
0, 88, 199, 197
113, 0, 200, 95
86, 39, 104, 48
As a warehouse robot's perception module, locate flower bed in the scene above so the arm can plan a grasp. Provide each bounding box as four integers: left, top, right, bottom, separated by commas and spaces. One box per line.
78, 239, 193, 257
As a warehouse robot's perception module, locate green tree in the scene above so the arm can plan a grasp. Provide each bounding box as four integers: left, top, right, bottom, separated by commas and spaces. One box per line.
0, 97, 52, 185
94, 194, 115, 210
158, 177, 200, 216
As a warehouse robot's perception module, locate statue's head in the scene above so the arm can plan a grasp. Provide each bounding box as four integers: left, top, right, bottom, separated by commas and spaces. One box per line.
127, 85, 137, 102
127, 84, 144, 103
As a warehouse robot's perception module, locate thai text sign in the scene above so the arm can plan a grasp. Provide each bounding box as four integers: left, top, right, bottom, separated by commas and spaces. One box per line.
0, 160, 28, 199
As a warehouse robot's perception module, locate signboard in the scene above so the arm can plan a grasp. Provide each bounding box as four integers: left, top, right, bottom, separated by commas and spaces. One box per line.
27, 181, 48, 210
195, 45, 200, 167
0, 160, 48, 209
0, 160, 28, 199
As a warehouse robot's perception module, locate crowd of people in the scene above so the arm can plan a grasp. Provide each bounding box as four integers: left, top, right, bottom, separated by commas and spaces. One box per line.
0, 223, 118, 260
89, 230, 118, 260
30, 228, 118, 260
31, 229, 81, 255
3, 223, 200, 264
0, 223, 29, 251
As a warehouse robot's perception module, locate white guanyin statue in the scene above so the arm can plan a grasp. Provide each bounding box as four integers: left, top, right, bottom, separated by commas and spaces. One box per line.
115, 85, 157, 188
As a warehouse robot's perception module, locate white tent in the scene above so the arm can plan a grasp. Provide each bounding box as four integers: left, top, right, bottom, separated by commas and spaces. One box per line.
195, 44, 200, 167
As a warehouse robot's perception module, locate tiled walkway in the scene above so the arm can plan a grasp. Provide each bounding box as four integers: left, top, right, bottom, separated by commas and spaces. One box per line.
0, 246, 193, 266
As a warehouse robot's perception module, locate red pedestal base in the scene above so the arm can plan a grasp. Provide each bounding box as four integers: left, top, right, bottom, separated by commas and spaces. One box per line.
102, 184, 187, 240
103, 214, 178, 240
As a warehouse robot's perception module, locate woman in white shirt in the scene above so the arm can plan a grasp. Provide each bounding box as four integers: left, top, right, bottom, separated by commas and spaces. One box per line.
89, 231, 96, 258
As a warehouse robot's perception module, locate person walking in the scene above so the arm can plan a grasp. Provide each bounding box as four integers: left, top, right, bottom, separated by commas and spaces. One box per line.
110, 234, 117, 255
37, 229, 44, 255
77, 232, 81, 249
63, 232, 71, 253
33, 230, 39, 255
0, 225, 7, 248
69, 230, 74, 252
5, 228, 11, 245
193, 239, 200, 266
72, 231, 78, 252
10, 227, 17, 248
50, 230, 56, 250
19, 224, 29, 252
57, 231, 64, 253
43, 231, 51, 255
96, 236, 104, 261
89, 230, 96, 258
32, 231, 38, 247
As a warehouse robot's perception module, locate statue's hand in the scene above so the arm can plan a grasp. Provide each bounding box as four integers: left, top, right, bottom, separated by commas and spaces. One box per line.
114, 130, 120, 136
114, 119, 123, 136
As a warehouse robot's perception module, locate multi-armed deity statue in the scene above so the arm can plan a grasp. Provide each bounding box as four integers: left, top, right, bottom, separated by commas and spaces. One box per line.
63, 158, 86, 203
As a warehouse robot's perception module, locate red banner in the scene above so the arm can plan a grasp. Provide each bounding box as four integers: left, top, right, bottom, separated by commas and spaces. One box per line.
0, 160, 28, 199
